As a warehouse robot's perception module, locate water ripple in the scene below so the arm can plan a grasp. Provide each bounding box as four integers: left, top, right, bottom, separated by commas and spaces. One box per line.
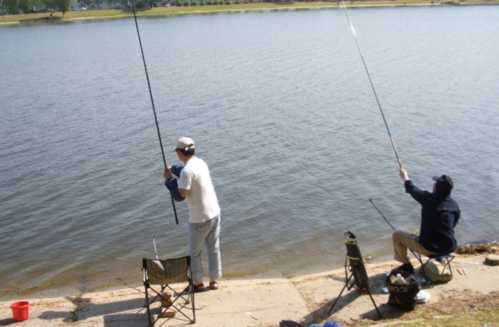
1, 7, 499, 297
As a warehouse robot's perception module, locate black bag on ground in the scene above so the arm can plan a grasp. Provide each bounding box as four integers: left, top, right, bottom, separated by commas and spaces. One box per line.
386, 265, 420, 311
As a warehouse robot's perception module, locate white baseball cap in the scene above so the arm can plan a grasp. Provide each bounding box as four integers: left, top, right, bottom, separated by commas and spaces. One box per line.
175, 136, 195, 151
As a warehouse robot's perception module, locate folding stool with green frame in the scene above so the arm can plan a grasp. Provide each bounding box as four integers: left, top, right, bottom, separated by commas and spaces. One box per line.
142, 256, 196, 325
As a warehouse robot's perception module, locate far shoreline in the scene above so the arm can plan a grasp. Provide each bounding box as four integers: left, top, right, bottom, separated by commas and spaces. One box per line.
1, 0, 499, 27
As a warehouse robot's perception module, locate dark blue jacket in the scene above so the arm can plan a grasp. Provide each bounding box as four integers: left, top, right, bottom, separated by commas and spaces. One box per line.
164, 165, 185, 202
405, 180, 460, 255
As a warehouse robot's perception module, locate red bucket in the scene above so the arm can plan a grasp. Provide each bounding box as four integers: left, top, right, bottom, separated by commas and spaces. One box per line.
10, 301, 29, 321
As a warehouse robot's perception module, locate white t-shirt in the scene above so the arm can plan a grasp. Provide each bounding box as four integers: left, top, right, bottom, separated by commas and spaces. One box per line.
178, 156, 220, 224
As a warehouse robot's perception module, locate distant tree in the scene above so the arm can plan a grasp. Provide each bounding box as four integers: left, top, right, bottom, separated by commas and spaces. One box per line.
118, 0, 129, 10
78, 0, 92, 8
42, 0, 55, 11
5, 0, 18, 13
121, 0, 146, 10
60, 0, 71, 16
18, 0, 34, 12
59, 0, 70, 14
43, 0, 70, 15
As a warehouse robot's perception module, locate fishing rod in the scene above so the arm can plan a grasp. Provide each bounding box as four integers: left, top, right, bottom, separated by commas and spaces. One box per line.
130, 0, 179, 225
368, 198, 397, 231
368, 198, 421, 260
340, 1, 402, 169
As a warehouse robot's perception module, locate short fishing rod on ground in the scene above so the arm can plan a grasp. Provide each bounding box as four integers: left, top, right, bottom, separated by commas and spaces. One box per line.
339, 1, 402, 169
130, 0, 179, 225
153, 238, 160, 259
152, 238, 166, 269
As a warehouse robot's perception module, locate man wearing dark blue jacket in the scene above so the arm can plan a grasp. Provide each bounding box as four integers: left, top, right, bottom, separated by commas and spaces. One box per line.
393, 167, 460, 266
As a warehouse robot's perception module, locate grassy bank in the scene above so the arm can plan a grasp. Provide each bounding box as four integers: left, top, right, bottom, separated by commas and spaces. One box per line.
353, 291, 499, 327
1, 0, 499, 26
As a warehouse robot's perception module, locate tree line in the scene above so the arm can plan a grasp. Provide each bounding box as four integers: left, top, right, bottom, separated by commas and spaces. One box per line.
1, 0, 73, 14
0, 0, 294, 15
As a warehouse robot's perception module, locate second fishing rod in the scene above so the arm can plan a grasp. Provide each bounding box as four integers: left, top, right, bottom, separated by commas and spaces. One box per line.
369, 198, 422, 261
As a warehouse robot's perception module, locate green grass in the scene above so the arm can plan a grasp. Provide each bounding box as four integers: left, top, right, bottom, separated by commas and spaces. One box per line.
2, 0, 499, 26
350, 292, 499, 327
351, 310, 499, 327
393, 309, 499, 326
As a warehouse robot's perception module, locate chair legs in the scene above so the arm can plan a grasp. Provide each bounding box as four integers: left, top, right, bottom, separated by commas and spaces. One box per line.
418, 255, 455, 280
327, 273, 382, 319
143, 257, 195, 325
327, 274, 353, 315
329, 234, 383, 319
144, 282, 154, 327
191, 283, 196, 324
446, 257, 454, 276
365, 286, 383, 319
144, 284, 196, 325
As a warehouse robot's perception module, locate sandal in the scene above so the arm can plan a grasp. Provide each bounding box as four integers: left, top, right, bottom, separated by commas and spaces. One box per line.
160, 292, 173, 307
193, 283, 208, 293
208, 281, 219, 290
159, 309, 176, 318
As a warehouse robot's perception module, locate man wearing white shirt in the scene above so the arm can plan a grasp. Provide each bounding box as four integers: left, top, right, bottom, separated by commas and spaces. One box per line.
164, 137, 222, 291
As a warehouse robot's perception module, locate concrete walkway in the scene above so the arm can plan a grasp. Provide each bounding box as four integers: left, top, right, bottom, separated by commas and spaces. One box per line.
1, 255, 498, 326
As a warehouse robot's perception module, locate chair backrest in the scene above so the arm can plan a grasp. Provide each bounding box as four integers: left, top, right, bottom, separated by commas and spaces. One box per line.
344, 231, 369, 292
143, 256, 190, 285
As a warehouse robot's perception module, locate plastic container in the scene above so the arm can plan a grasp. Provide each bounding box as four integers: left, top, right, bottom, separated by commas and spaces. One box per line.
415, 290, 431, 304
10, 301, 29, 321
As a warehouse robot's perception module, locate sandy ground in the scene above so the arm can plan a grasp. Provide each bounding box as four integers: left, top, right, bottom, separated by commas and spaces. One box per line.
1, 254, 498, 327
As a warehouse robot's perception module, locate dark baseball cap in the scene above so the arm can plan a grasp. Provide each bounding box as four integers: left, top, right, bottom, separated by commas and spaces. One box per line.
432, 175, 453, 194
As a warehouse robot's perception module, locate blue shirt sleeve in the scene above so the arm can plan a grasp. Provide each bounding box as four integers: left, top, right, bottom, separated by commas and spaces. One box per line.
165, 178, 185, 202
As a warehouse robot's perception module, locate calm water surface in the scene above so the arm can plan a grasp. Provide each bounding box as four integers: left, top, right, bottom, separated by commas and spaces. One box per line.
1, 6, 499, 298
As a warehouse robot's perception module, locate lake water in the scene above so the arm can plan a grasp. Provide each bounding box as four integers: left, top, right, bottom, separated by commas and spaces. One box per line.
1, 6, 499, 299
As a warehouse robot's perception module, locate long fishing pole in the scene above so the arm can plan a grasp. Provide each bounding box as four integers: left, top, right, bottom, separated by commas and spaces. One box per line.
130, 0, 179, 225
340, 2, 402, 169
368, 198, 420, 260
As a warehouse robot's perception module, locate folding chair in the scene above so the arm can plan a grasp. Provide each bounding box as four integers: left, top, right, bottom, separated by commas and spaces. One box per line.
327, 231, 382, 318
415, 253, 455, 280
143, 256, 196, 326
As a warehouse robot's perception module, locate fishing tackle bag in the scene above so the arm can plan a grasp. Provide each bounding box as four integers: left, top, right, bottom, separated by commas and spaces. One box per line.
386, 265, 420, 311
